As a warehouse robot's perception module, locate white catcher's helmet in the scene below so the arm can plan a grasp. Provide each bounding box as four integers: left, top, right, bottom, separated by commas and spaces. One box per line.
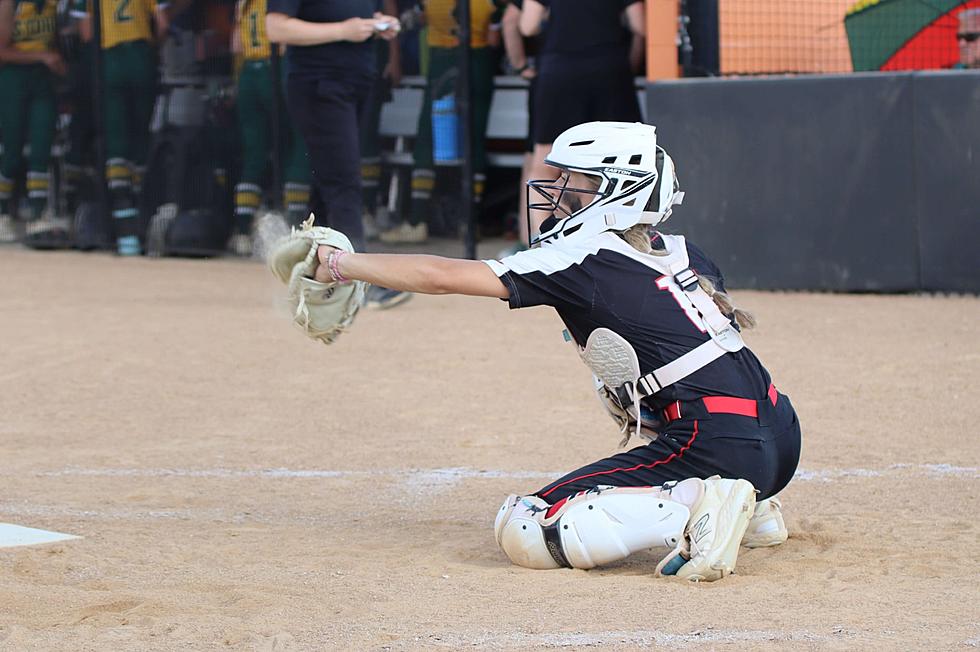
528, 122, 684, 248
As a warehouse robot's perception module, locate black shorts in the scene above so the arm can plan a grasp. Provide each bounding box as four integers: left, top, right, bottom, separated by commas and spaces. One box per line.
533, 55, 641, 146
534, 392, 802, 503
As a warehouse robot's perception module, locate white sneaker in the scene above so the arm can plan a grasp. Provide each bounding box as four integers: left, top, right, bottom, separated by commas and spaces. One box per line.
0, 215, 16, 243
379, 221, 427, 244
675, 477, 756, 582
228, 232, 253, 257
363, 211, 380, 240
741, 497, 788, 548
146, 203, 178, 257
25, 216, 68, 236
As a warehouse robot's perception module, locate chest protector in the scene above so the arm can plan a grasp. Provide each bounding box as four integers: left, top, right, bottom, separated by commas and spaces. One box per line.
578, 234, 744, 445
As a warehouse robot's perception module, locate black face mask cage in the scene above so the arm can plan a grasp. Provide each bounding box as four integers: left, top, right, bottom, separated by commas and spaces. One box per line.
525, 170, 609, 247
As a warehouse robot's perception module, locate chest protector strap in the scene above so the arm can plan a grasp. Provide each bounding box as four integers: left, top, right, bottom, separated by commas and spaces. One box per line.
579, 234, 745, 443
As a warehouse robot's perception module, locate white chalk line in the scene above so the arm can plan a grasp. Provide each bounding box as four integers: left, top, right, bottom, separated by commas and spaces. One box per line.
0, 463, 973, 524
390, 627, 831, 648
16, 462, 980, 483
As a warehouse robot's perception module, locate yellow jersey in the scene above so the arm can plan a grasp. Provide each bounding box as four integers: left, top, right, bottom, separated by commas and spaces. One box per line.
73, 0, 166, 49
12, 0, 58, 53
425, 0, 503, 49
236, 0, 270, 61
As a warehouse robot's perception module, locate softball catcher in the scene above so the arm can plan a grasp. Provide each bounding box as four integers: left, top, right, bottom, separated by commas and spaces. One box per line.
267, 121, 801, 581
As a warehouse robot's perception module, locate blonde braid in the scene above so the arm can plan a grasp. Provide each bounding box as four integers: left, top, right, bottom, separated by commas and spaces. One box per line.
621, 225, 756, 329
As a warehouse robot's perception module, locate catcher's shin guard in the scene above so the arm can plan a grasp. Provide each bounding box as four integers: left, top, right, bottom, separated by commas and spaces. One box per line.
493, 481, 700, 571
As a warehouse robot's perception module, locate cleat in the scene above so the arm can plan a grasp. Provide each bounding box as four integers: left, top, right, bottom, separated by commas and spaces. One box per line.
742, 497, 788, 548
117, 235, 141, 256
675, 477, 756, 582
0, 215, 18, 243
379, 221, 427, 244
364, 285, 412, 310
228, 232, 254, 257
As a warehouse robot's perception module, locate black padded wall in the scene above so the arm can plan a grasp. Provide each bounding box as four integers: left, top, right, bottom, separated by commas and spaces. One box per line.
646, 72, 980, 292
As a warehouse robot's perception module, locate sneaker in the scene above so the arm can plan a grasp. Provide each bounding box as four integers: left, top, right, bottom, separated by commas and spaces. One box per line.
24, 216, 69, 237
117, 235, 141, 256
228, 232, 253, 258
675, 477, 756, 582
364, 285, 413, 310
363, 211, 380, 241
741, 497, 788, 548
379, 221, 427, 244
0, 215, 17, 243
146, 203, 178, 257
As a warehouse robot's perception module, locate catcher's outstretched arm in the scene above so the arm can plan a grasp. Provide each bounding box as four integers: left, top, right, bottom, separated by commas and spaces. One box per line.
316, 250, 510, 299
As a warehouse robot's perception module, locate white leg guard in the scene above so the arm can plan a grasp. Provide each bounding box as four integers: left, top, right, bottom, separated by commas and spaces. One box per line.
741, 496, 788, 548
494, 480, 703, 570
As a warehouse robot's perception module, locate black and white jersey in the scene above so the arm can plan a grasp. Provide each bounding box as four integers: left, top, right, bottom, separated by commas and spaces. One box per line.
483, 231, 773, 408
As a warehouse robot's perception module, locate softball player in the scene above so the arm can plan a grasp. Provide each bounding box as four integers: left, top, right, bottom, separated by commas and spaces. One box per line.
231, 0, 310, 256
73, 0, 167, 255
309, 122, 801, 580
0, 0, 66, 238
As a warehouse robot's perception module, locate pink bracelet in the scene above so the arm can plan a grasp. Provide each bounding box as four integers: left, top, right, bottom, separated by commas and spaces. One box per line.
327, 250, 350, 284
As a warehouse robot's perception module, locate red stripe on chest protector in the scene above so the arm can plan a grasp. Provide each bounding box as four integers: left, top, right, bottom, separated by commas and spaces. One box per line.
539, 420, 700, 499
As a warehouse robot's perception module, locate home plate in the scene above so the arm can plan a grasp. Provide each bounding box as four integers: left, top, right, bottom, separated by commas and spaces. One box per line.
0, 523, 80, 548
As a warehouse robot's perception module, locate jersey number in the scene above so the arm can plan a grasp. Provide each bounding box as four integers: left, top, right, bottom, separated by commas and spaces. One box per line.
248, 13, 260, 48
115, 0, 133, 23
655, 275, 708, 333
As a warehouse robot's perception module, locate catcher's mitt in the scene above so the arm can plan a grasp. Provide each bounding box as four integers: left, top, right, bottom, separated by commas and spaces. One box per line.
267, 215, 366, 345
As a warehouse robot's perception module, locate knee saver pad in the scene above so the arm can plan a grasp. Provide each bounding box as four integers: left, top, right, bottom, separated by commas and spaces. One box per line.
495, 495, 561, 570
556, 489, 690, 569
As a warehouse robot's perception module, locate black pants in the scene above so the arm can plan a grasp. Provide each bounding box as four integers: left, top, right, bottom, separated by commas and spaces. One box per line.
535, 392, 802, 503
287, 77, 371, 251
533, 53, 641, 146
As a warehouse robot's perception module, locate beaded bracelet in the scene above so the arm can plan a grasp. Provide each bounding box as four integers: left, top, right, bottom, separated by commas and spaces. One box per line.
327, 250, 350, 284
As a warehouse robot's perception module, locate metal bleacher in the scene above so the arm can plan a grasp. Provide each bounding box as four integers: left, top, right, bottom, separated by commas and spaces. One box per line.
378, 75, 647, 171
378, 75, 530, 171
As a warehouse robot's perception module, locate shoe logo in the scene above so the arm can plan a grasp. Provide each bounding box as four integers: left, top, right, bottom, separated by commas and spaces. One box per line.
690, 513, 712, 545
520, 498, 546, 515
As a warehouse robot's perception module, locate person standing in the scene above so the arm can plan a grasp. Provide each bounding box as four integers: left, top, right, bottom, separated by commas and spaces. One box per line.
379, 0, 504, 244
498, 0, 538, 255
230, 0, 311, 256
519, 0, 643, 235
958, 8, 980, 69
73, 0, 169, 255
0, 0, 66, 241
265, 0, 399, 254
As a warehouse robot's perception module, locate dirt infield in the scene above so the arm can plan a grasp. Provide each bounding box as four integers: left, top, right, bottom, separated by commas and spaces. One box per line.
1, 249, 978, 651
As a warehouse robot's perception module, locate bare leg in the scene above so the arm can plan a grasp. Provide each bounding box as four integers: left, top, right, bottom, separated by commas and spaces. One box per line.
516, 152, 532, 245
525, 142, 556, 239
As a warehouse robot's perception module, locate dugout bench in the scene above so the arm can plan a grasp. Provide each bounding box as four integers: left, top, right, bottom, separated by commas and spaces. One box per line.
377, 76, 647, 227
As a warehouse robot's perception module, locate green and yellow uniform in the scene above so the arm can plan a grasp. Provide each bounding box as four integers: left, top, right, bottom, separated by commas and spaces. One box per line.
234, 0, 310, 231
0, 0, 59, 219
358, 39, 391, 220
409, 0, 503, 228
72, 0, 165, 253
